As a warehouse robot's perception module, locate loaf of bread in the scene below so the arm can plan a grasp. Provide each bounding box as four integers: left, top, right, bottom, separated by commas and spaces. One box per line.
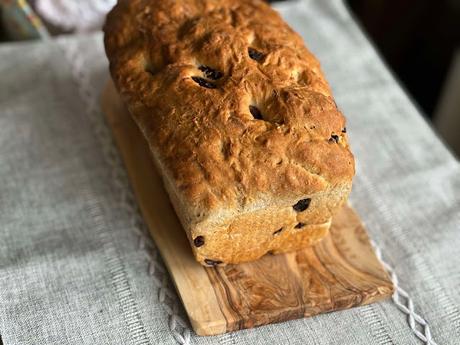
104, 0, 355, 265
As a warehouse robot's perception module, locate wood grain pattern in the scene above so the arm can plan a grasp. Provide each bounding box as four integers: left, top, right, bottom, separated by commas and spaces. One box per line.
101, 80, 394, 336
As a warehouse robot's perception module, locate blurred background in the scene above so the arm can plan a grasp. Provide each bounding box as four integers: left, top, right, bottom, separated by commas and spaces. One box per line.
0, 0, 459, 156
348, 0, 460, 157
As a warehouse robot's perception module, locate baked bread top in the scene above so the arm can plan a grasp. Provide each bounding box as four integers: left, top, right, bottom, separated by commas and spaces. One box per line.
104, 0, 355, 225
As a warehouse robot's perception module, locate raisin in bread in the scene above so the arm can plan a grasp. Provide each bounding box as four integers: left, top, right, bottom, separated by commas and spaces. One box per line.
104, 0, 355, 265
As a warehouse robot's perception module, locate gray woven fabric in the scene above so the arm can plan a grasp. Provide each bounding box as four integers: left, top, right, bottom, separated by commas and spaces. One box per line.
1, 0, 459, 344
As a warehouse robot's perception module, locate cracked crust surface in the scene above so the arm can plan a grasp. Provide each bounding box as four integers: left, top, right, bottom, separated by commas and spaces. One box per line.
104, 0, 355, 265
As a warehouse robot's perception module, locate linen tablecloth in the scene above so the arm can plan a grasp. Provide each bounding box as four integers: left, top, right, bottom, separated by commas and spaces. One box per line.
1, 1, 459, 344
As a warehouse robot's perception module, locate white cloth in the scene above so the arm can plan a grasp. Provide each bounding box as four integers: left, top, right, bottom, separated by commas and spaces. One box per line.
35, 0, 115, 32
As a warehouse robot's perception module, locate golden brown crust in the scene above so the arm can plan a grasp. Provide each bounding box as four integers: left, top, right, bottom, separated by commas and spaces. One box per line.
104, 0, 355, 265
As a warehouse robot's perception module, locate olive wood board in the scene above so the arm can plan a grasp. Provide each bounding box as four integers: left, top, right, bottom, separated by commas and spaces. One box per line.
101, 80, 394, 336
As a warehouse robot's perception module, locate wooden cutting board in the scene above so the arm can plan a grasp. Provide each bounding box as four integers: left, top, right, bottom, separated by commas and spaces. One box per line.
101, 80, 393, 336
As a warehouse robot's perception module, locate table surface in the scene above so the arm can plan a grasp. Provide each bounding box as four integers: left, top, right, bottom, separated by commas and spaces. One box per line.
1, 1, 459, 344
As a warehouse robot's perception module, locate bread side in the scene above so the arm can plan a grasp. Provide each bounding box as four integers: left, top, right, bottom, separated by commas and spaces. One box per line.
104, 0, 355, 265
